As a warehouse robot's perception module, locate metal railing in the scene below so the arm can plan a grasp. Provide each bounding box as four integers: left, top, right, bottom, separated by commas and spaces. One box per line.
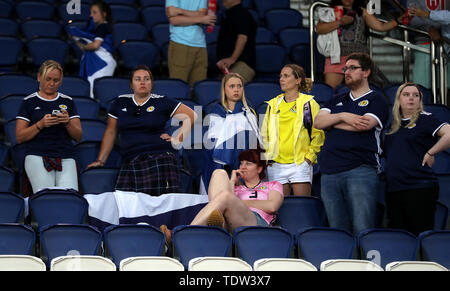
308, 1, 448, 105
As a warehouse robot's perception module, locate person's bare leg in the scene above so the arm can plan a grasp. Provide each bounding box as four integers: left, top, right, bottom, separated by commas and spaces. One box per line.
291, 182, 311, 196
324, 72, 344, 91
207, 169, 233, 201
282, 184, 291, 196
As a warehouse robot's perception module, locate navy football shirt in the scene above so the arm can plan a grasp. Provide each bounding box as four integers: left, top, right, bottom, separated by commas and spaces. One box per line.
319, 90, 389, 174
108, 94, 181, 161
16, 92, 80, 159
384, 112, 446, 192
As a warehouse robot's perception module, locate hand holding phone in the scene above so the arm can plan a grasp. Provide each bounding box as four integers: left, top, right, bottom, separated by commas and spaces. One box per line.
52, 109, 61, 116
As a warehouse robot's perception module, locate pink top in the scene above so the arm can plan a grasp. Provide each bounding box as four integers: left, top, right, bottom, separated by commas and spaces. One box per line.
234, 181, 283, 225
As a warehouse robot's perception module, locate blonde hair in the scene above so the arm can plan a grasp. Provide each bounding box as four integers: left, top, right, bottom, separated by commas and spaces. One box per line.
387, 82, 424, 135
38, 60, 63, 81
220, 73, 251, 112
283, 64, 313, 93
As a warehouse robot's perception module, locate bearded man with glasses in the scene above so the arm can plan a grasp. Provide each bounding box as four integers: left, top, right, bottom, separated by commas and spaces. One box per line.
314, 52, 389, 235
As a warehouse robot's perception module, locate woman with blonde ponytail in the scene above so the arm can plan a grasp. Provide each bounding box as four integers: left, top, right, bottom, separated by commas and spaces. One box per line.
262, 64, 325, 196
384, 82, 450, 236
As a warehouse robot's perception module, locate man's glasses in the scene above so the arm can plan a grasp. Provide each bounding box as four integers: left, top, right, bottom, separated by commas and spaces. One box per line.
342, 66, 362, 73
134, 106, 142, 116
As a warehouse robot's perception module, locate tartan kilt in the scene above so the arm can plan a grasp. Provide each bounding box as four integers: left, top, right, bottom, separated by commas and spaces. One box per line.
115, 152, 180, 196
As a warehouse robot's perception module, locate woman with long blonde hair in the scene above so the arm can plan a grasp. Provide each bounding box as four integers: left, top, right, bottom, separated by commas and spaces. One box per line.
384, 82, 450, 236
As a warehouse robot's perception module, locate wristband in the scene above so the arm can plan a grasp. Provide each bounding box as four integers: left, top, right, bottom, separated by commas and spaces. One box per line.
95, 159, 105, 166
426, 152, 434, 156
36, 123, 41, 131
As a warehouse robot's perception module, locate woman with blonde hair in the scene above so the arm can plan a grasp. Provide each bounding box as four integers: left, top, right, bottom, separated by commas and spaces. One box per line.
384, 82, 450, 236
262, 64, 325, 196
201, 73, 261, 193
16, 60, 82, 194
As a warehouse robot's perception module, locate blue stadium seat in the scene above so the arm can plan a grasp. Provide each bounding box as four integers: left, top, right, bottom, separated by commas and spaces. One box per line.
15, 1, 55, 21
173, 225, 233, 269
60, 76, 91, 97
153, 78, 191, 100
265, 8, 303, 34
39, 224, 102, 267
290, 43, 310, 75
233, 226, 293, 266
253, 0, 290, 20
151, 23, 170, 48
0, 18, 19, 36
0, 94, 26, 122
256, 102, 268, 115
244, 81, 281, 108
76, 141, 121, 170
0, 37, 23, 72
0, 167, 15, 192
113, 22, 148, 48
27, 38, 69, 68
140, 0, 165, 7
0, 192, 24, 223
4, 119, 18, 147
110, 4, 139, 23
79, 119, 107, 144
104, 0, 136, 4
93, 76, 132, 109
103, 224, 165, 268
58, 2, 91, 23
255, 27, 275, 44
193, 80, 221, 106
0, 224, 35, 255
141, 6, 168, 32
206, 42, 220, 77
21, 20, 62, 40
435, 201, 448, 230
29, 189, 89, 230
309, 82, 334, 104
279, 27, 309, 55
0, 142, 9, 167
277, 196, 328, 235
72, 97, 100, 119
0, 0, 13, 18
437, 174, 450, 215
118, 41, 159, 70
80, 167, 120, 194
205, 25, 220, 45
418, 230, 450, 269
357, 228, 418, 269
384, 83, 431, 105
295, 227, 356, 270
432, 151, 450, 174
424, 104, 450, 123
255, 44, 287, 82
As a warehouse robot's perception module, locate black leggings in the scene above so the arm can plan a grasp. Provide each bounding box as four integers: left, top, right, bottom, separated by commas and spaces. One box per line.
386, 184, 439, 237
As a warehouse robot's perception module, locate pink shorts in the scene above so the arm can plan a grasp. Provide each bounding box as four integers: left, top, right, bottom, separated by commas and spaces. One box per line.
324, 56, 348, 74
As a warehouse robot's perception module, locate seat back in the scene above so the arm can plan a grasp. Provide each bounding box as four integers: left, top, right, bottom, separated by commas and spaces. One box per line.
76, 141, 121, 170
253, 0, 290, 19
113, 22, 148, 48
435, 201, 448, 230
244, 82, 281, 108
0, 37, 24, 70
59, 76, 91, 97
385, 261, 448, 271
110, 4, 139, 23
50, 255, 116, 271
120, 256, 184, 271
309, 82, 334, 104
418, 230, 450, 269
141, 6, 168, 31
0, 255, 46, 271
118, 41, 159, 70
0, 224, 35, 255
0, 94, 25, 122
0, 74, 36, 98
188, 257, 252, 271
320, 259, 384, 271
0, 192, 24, 223
153, 79, 192, 100
16, 1, 55, 21
21, 20, 62, 40
265, 9, 303, 34
193, 80, 221, 106
27, 38, 69, 67
72, 97, 100, 119
0, 18, 19, 37
94, 76, 132, 109
79, 119, 107, 143
58, 3, 90, 23
253, 258, 317, 271
80, 167, 120, 194
0, 167, 15, 192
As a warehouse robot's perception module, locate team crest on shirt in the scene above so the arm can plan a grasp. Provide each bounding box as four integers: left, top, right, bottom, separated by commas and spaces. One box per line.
59, 104, 67, 110
407, 123, 416, 129
290, 105, 297, 113
146, 106, 155, 112
258, 186, 267, 190
358, 100, 369, 107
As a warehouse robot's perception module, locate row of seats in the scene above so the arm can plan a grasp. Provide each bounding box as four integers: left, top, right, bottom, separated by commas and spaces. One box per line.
1, 222, 449, 270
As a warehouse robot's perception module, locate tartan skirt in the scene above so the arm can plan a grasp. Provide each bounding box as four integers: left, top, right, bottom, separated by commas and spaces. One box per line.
115, 152, 180, 196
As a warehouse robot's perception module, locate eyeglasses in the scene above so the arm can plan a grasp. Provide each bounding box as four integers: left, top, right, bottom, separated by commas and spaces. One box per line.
134, 106, 142, 116
342, 66, 362, 73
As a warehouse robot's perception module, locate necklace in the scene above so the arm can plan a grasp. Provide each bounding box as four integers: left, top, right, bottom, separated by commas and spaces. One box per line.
244, 180, 261, 199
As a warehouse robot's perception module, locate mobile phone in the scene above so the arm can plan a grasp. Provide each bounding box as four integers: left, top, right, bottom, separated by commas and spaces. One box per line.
52, 109, 61, 115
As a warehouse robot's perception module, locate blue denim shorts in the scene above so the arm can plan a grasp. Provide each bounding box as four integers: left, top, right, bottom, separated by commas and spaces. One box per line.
253, 211, 269, 227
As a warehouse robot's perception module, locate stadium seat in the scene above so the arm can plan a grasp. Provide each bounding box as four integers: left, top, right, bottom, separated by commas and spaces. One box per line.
253, 258, 317, 271
309, 82, 334, 104
94, 76, 132, 109
4, 119, 19, 147
254, 44, 287, 82
193, 80, 221, 106
39, 224, 102, 267
27, 38, 69, 68
172, 225, 233, 269
0, 94, 25, 122
265, 9, 303, 34
357, 228, 418, 269
233, 226, 293, 266
188, 257, 252, 271
118, 41, 159, 71
140, 0, 165, 7
50, 255, 116, 271
0, 37, 23, 72
103, 0, 136, 5
255, 27, 275, 44
153, 79, 191, 100
279, 28, 309, 54
110, 4, 139, 23
424, 104, 450, 123
244, 82, 281, 108
0, 74, 37, 98
253, 0, 290, 20
141, 6, 169, 31
0, 192, 24, 223
103, 224, 165, 268
58, 3, 91, 23
0, 18, 19, 37
0, 255, 46, 271
384, 83, 431, 104
435, 201, 448, 230
120, 256, 184, 271
76, 141, 122, 170
0, 0, 13, 18
80, 167, 120, 194
29, 189, 89, 230
0, 166, 15, 192
385, 260, 448, 271
10, 144, 26, 174
113, 22, 148, 48
206, 43, 220, 77
21, 20, 62, 40
320, 259, 384, 271
437, 174, 450, 215
418, 230, 450, 269
60, 76, 91, 97
0, 142, 9, 167
0, 224, 35, 255
277, 196, 328, 235
256, 102, 268, 115
79, 119, 107, 144
15, 1, 55, 21
290, 43, 310, 75
295, 227, 356, 270
432, 151, 450, 174
72, 96, 100, 119
151, 23, 170, 48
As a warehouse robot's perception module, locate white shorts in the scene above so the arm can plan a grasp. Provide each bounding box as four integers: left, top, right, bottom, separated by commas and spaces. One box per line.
267, 161, 313, 185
